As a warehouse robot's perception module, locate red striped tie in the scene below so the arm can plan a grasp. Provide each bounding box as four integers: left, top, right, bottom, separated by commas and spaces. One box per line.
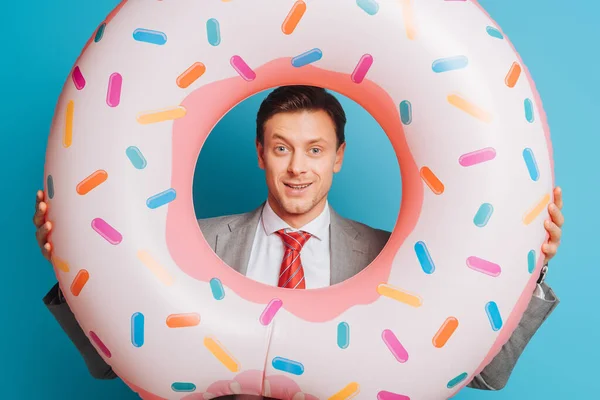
275, 229, 312, 289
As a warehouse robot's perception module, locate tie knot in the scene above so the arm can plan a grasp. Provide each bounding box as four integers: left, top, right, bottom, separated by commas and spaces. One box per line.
276, 229, 312, 252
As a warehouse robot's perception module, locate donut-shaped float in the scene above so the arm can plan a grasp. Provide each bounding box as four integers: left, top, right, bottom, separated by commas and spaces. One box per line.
43, 0, 554, 399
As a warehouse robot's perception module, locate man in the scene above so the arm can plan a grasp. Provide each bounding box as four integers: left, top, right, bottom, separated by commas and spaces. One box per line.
34, 86, 564, 396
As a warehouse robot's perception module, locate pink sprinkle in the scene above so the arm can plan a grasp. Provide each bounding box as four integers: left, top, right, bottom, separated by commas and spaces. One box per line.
89, 331, 112, 358
459, 147, 496, 167
106, 72, 123, 107
351, 54, 373, 84
382, 329, 408, 363
91, 218, 123, 245
230, 55, 256, 81
259, 298, 283, 325
72, 66, 86, 90
466, 256, 501, 277
377, 391, 410, 400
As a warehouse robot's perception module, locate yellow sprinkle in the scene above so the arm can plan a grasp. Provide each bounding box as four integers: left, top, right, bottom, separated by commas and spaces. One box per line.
523, 193, 551, 225
136, 106, 187, 125
329, 382, 360, 400
447, 94, 492, 123
377, 284, 422, 307
204, 337, 240, 372
137, 250, 174, 286
64, 100, 74, 148
401, 0, 416, 40
51, 256, 70, 273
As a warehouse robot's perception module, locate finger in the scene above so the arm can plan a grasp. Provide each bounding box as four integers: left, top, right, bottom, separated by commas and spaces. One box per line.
542, 242, 557, 260
33, 201, 48, 227
549, 203, 565, 227
544, 219, 561, 242
554, 186, 563, 210
36, 221, 52, 245
35, 190, 44, 207
41, 242, 52, 260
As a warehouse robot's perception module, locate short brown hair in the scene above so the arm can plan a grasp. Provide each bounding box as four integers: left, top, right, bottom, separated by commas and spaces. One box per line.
256, 85, 346, 148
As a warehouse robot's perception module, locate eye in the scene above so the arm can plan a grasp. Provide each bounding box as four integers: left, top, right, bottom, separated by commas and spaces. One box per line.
275, 146, 287, 153
310, 148, 322, 154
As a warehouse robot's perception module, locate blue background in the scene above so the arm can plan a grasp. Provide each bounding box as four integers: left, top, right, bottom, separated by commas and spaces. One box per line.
2, 0, 597, 398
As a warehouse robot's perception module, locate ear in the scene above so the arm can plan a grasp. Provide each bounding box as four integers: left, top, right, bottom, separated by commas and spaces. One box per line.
256, 140, 266, 170
333, 141, 346, 174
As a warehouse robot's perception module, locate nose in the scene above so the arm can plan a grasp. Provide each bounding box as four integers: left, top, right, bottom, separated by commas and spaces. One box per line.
287, 151, 308, 175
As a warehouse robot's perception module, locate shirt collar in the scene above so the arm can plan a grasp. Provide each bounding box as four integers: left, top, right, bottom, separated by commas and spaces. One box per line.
261, 200, 330, 241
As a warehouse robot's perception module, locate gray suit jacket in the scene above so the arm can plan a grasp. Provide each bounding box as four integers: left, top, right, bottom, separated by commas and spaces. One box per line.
43, 203, 559, 393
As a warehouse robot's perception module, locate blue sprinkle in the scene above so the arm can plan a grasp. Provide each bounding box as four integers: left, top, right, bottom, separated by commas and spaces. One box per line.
414, 241, 435, 274
485, 301, 503, 331
272, 357, 304, 375
131, 312, 144, 347
207, 18, 221, 46
147, 188, 177, 209
210, 278, 225, 300
126, 146, 147, 170
291, 48, 323, 67
528, 250, 536, 274
486, 26, 504, 39
337, 322, 350, 349
432, 55, 469, 73
95, 23, 106, 43
357, 0, 379, 15
522, 148, 540, 181
473, 203, 494, 227
171, 382, 196, 392
400, 100, 412, 125
47, 175, 55, 199
447, 372, 468, 389
133, 28, 167, 45
524, 98, 535, 123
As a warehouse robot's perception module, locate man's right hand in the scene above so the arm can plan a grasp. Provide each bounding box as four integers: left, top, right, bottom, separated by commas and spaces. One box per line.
34, 190, 53, 261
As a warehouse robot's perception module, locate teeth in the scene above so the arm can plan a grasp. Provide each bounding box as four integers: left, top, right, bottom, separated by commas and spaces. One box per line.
287, 184, 310, 189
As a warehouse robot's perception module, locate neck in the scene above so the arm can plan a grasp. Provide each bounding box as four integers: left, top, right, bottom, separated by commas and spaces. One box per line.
267, 195, 327, 229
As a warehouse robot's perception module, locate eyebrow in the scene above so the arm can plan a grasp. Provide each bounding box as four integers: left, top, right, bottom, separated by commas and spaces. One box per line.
272, 133, 326, 145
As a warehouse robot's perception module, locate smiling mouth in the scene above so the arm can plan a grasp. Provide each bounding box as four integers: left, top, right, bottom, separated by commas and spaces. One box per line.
284, 183, 312, 190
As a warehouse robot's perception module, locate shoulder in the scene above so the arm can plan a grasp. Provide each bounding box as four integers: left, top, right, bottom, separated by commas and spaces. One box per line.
345, 218, 391, 243
197, 203, 264, 235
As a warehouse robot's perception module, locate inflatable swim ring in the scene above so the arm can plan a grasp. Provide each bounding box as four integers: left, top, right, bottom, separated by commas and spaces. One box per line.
43, 0, 554, 399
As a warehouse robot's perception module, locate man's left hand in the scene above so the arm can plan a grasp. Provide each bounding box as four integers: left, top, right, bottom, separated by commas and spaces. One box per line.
542, 186, 564, 264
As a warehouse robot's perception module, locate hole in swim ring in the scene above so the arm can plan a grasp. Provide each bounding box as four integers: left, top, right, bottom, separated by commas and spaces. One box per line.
192, 85, 401, 289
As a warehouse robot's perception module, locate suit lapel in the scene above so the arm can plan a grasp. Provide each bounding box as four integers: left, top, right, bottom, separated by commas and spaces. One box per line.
329, 207, 369, 285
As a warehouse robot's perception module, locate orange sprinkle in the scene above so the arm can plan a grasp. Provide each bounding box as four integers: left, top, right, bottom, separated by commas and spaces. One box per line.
447, 94, 492, 123
401, 0, 416, 40
76, 170, 108, 195
505, 62, 522, 88
166, 313, 201, 328
420, 166, 444, 195
433, 317, 459, 348
176, 62, 206, 89
64, 100, 74, 148
70, 269, 89, 296
51, 256, 70, 273
523, 193, 551, 225
282, 1, 306, 35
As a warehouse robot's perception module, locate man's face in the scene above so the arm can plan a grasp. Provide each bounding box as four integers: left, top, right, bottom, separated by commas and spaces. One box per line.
257, 109, 346, 225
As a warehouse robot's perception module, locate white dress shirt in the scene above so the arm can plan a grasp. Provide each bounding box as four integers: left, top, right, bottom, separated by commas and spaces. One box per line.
246, 200, 331, 289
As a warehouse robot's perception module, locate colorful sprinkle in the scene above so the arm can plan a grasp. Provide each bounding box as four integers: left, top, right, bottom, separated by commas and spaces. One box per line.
420, 166, 444, 195
146, 188, 177, 209
95, 23, 106, 42
528, 250, 536, 274
136, 106, 187, 124
523, 148, 540, 181
126, 146, 147, 169
351, 54, 373, 84
106, 73, 123, 107
447, 372, 468, 389
166, 313, 201, 328
382, 329, 408, 363
505, 62, 522, 88
70, 269, 89, 296
131, 312, 144, 347
206, 18, 221, 46
210, 278, 225, 300
486, 26, 503, 39
459, 147, 496, 167
272, 357, 304, 375
47, 175, 55, 199
401, 0, 416, 40
485, 301, 503, 331
432, 317, 459, 348
524, 98, 535, 122
523, 193, 550, 225
414, 241, 435, 274
76, 170, 108, 195
204, 337, 240, 372
329, 382, 360, 400
473, 203, 493, 227
230, 55, 256, 81
447, 94, 492, 123
377, 391, 410, 400
177, 62, 206, 89
64, 100, 74, 148
337, 322, 350, 349
91, 218, 122, 245
377, 284, 422, 307
51, 256, 69, 273
72, 66, 86, 90
466, 256, 501, 277
432, 55, 468, 73
133, 28, 167, 45
137, 250, 174, 286
399, 100, 412, 125
291, 48, 323, 67
357, 0, 379, 15
259, 298, 283, 325
171, 383, 196, 392
89, 331, 111, 358
282, 1, 306, 35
